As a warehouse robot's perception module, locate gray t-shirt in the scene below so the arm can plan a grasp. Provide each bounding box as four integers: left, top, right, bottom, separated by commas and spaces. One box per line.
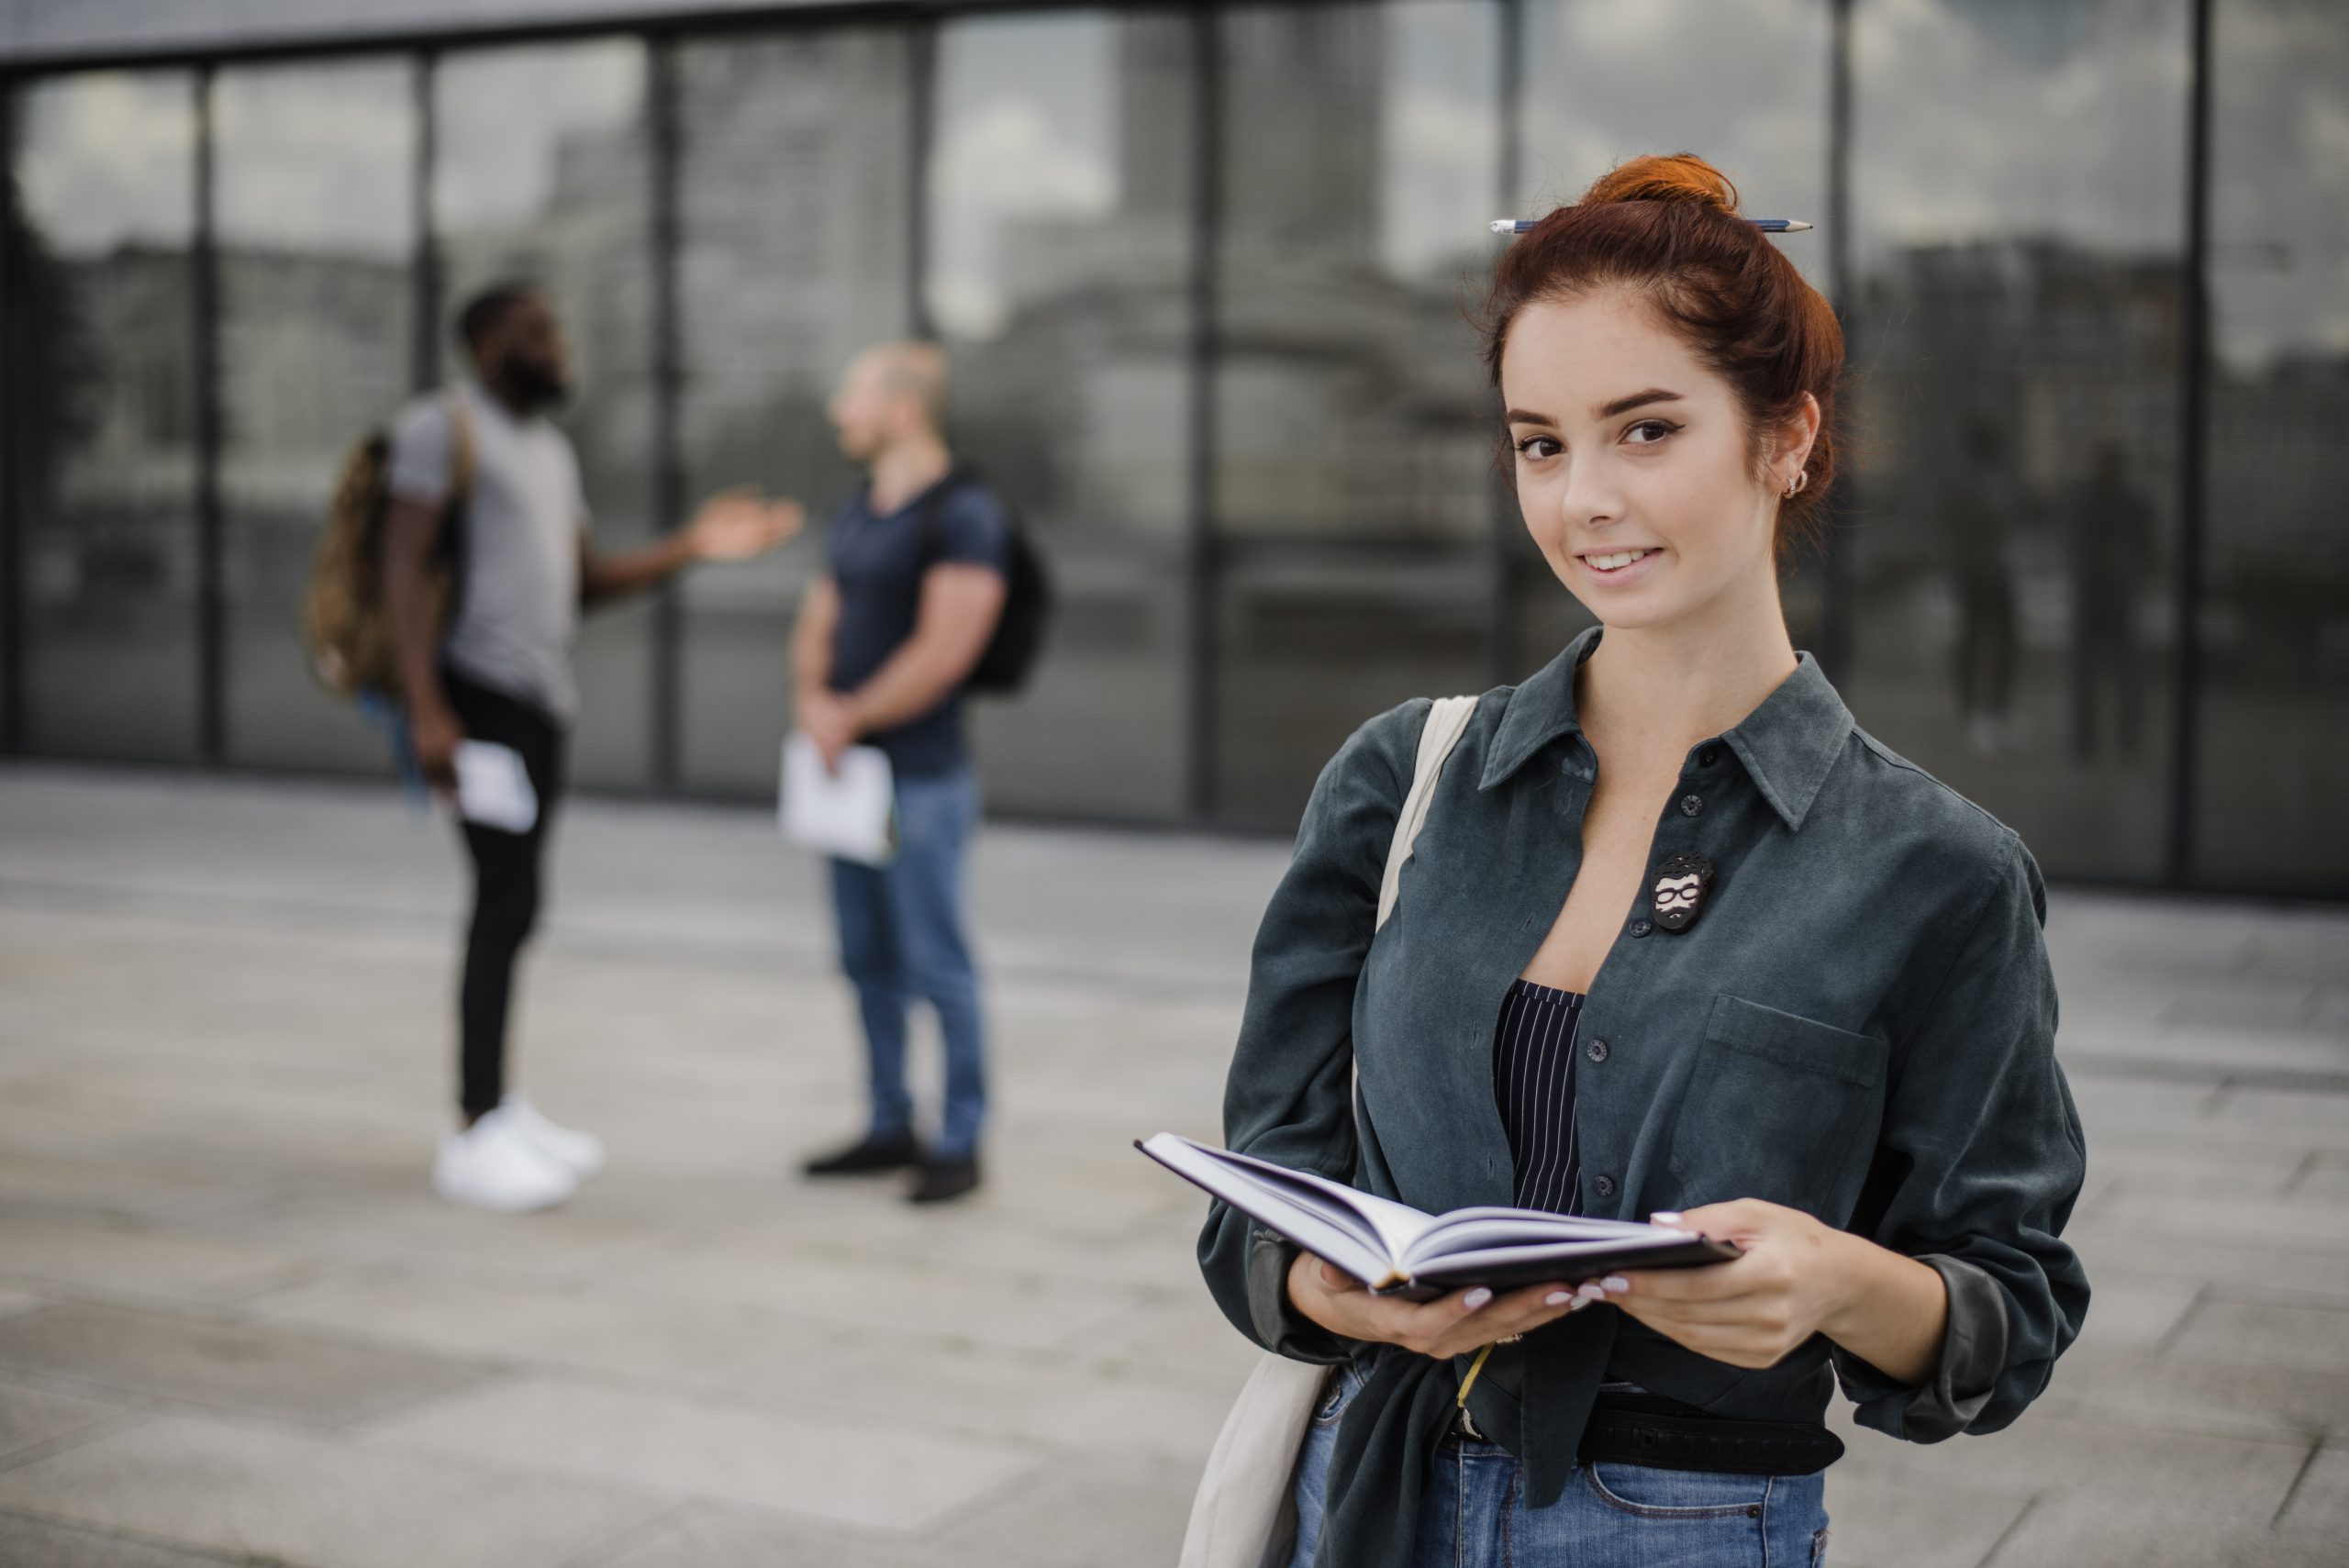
385, 380, 585, 723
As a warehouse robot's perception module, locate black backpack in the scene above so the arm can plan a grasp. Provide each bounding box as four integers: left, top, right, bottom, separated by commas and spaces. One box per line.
914, 467, 1052, 695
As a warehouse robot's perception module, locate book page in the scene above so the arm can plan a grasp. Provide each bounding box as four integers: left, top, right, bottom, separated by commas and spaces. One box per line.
1135, 1133, 1416, 1286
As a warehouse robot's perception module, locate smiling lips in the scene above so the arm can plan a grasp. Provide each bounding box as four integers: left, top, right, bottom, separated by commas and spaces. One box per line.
1581, 548, 1655, 573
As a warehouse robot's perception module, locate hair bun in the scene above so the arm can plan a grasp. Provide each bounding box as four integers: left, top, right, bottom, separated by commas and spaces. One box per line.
1579, 153, 1740, 217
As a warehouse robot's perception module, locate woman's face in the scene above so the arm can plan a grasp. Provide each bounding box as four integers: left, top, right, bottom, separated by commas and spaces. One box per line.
1501, 288, 1805, 634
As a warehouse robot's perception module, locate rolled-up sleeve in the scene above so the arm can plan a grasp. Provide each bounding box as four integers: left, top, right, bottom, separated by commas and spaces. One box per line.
1834, 832, 2089, 1440
1197, 702, 1422, 1361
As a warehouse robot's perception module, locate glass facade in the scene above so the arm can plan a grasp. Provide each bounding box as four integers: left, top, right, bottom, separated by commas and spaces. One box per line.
1842, 0, 2191, 881
673, 27, 914, 795
433, 39, 656, 791
932, 10, 1196, 819
10, 71, 200, 761
2196, 0, 2348, 892
214, 58, 417, 772
0, 0, 2340, 895
1211, 0, 1501, 827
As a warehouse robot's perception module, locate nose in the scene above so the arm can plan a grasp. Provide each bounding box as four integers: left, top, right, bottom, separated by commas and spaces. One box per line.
1554, 451, 1624, 538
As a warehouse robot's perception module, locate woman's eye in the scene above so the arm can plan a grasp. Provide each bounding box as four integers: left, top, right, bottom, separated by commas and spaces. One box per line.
1515, 435, 1562, 460
1624, 420, 1678, 446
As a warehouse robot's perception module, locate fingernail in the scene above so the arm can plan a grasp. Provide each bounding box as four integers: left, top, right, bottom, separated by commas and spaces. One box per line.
1650, 1211, 1682, 1225
1602, 1275, 1631, 1294
1567, 1296, 1592, 1311
1464, 1288, 1493, 1310
1545, 1290, 1573, 1307
1577, 1282, 1607, 1300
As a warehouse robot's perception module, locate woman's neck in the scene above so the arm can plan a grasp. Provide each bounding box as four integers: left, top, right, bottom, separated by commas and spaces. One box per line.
1575, 584, 1799, 760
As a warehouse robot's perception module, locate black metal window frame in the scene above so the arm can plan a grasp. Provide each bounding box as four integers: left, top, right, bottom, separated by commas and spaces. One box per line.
0, 0, 2236, 896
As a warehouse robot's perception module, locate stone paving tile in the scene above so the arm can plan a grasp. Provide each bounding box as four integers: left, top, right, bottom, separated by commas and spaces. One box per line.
0, 1214, 312, 1307
2068, 1266, 2202, 1351
611, 1230, 1150, 1353
579, 1504, 946, 1568
0, 1512, 242, 1568
2042, 1343, 2349, 1440
1818, 1462, 2032, 1568
240, 1265, 802, 1387
0, 1288, 44, 1319
1831, 1408, 2312, 1530
0, 1376, 133, 1464
916, 1442, 1196, 1567
359, 1373, 1038, 1532
1981, 1493, 2346, 1568
2165, 1296, 2349, 1374
2275, 1438, 2349, 1544
0, 1303, 486, 1426
0, 1413, 668, 1568
745, 1337, 1237, 1462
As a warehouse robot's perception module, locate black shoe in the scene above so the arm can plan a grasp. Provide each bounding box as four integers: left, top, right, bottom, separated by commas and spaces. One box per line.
802, 1131, 920, 1177
907, 1152, 981, 1205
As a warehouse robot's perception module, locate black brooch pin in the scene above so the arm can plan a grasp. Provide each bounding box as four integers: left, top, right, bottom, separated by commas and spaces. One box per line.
1650, 851, 1717, 934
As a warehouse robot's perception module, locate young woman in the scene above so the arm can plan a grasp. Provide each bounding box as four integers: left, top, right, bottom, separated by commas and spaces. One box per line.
1197, 155, 2088, 1568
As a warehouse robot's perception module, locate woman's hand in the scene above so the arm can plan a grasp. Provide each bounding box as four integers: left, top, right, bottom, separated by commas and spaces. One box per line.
1286, 1251, 1594, 1361
1607, 1198, 1946, 1378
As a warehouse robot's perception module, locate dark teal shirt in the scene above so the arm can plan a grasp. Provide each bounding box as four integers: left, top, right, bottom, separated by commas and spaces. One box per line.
1197, 628, 2088, 1561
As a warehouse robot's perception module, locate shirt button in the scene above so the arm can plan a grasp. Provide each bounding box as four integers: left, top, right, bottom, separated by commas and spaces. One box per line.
1586, 1038, 1609, 1063
1698, 745, 1720, 767
1678, 794, 1703, 817
1592, 1174, 1619, 1200
1629, 918, 1653, 939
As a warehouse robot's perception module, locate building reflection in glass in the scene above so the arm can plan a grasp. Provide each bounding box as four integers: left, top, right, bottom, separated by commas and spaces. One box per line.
434, 39, 655, 791
673, 28, 913, 795
1211, 0, 1502, 828
13, 71, 201, 761
930, 11, 1197, 819
214, 58, 417, 772
1843, 0, 2188, 880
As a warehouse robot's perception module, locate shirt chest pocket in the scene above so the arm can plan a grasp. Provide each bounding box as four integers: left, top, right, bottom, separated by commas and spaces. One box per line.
1665, 995, 1888, 1220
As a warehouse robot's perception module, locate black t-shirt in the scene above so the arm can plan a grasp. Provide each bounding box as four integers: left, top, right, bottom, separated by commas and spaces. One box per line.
825, 474, 1010, 778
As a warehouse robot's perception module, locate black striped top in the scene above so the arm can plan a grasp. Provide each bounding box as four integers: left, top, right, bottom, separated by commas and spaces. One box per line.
1492, 978, 1587, 1214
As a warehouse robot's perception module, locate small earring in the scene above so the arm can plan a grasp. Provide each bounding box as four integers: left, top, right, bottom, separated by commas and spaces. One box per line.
1783, 471, 1809, 499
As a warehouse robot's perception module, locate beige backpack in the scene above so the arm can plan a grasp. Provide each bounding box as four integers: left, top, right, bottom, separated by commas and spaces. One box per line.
302, 393, 473, 698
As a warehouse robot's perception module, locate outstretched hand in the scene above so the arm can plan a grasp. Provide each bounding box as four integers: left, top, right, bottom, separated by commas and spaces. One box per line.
687, 487, 803, 561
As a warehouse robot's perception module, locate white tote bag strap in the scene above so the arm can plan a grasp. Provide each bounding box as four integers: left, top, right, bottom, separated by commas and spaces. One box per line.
1180, 694, 1480, 1568
1376, 695, 1479, 933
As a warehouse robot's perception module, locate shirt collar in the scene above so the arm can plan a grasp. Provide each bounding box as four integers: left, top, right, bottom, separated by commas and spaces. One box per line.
1478, 625, 1855, 831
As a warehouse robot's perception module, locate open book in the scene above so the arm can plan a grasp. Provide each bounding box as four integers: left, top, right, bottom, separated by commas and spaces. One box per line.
1138, 1131, 1740, 1298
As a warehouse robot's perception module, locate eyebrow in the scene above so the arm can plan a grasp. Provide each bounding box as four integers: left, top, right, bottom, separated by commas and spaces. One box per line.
1504, 388, 1686, 427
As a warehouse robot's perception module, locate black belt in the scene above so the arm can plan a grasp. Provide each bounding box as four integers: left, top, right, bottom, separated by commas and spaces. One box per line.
1454, 1393, 1843, 1477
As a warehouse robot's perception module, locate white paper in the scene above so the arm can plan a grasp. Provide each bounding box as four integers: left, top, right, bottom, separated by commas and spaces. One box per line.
452, 740, 539, 833
780, 732, 896, 865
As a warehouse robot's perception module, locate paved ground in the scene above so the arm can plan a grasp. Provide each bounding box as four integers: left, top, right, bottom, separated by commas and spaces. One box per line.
0, 763, 2343, 1568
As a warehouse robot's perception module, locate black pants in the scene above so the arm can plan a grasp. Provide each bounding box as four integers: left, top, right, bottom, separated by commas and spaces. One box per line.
445, 671, 567, 1119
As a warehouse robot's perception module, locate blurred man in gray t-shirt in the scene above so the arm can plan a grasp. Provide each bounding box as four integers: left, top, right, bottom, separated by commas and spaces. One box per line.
382, 281, 802, 1213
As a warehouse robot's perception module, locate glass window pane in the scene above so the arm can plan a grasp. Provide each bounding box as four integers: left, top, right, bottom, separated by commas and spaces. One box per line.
435, 39, 653, 793
674, 28, 914, 795
216, 58, 417, 772
1508, 0, 1830, 675
2196, 0, 2349, 890
13, 71, 201, 761
1844, 0, 2189, 880
929, 10, 1195, 821
1212, 0, 1502, 828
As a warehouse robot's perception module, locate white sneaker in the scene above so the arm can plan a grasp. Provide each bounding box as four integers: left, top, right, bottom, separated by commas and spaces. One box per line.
433, 1106, 577, 1212
499, 1095, 607, 1179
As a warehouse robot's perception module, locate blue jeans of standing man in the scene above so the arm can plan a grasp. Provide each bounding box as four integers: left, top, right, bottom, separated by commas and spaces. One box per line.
829, 765, 986, 1157
1287, 1363, 1831, 1568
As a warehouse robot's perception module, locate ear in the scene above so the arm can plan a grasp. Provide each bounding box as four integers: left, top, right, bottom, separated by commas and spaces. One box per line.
1771, 393, 1822, 481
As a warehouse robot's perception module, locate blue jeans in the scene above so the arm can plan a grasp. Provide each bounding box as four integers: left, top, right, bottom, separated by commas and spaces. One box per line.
829, 766, 986, 1157
1287, 1365, 1831, 1568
